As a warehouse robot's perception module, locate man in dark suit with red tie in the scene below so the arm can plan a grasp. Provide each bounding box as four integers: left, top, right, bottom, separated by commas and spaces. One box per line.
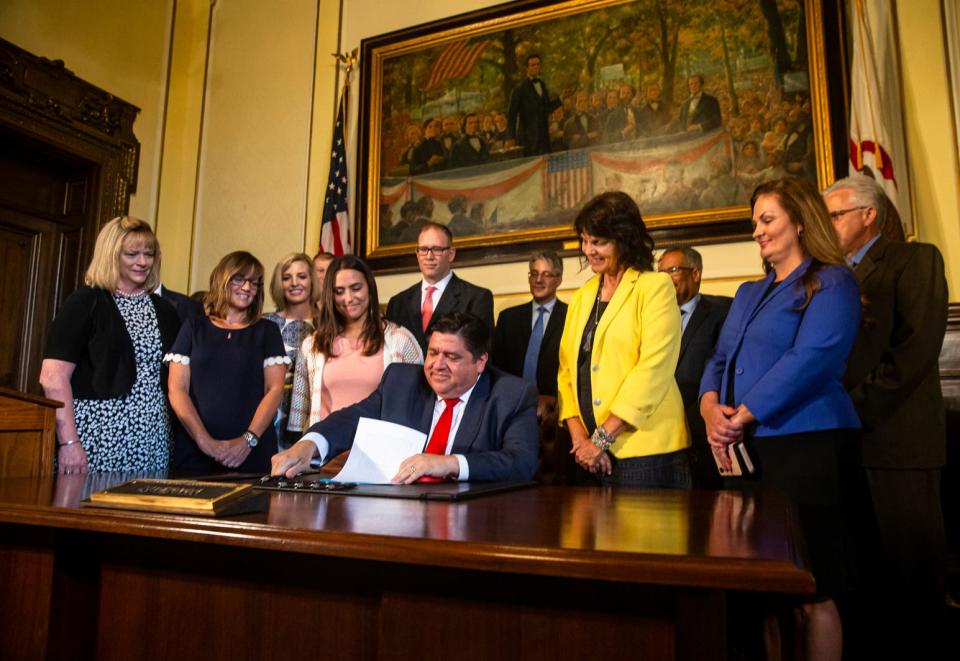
658, 247, 730, 488
386, 222, 494, 354
270, 312, 539, 483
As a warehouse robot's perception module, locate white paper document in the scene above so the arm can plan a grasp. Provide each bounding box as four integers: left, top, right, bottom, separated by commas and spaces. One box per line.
332, 417, 426, 484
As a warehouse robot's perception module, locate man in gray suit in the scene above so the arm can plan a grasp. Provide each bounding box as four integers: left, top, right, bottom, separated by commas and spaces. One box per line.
824, 175, 948, 657
658, 247, 730, 488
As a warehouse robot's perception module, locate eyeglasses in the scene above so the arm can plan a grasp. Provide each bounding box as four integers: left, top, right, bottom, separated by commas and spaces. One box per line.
416, 246, 451, 256
828, 206, 867, 221
229, 275, 262, 289
528, 270, 561, 280
659, 266, 694, 275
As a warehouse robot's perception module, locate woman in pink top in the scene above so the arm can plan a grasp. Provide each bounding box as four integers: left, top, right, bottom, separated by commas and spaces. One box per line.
288, 256, 422, 434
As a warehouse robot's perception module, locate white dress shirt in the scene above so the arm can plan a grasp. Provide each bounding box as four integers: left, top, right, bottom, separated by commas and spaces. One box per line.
302, 376, 480, 481
530, 298, 557, 331
421, 270, 453, 309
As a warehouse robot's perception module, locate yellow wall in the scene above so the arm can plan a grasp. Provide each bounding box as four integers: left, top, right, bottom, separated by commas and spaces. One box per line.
897, 0, 960, 300
3, 0, 957, 302
0, 0, 174, 223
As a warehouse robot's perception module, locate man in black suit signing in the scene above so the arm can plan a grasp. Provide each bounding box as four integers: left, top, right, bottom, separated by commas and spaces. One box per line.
492, 250, 567, 421
824, 176, 948, 657
657, 247, 730, 488
386, 222, 494, 354
507, 53, 561, 156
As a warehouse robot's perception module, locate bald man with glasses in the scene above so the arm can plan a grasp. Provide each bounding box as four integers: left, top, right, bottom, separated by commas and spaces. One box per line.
386, 222, 494, 353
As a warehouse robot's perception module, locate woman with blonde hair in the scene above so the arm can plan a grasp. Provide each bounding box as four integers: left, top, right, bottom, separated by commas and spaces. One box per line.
40, 216, 180, 473
700, 176, 861, 660
265, 252, 319, 447
287, 255, 421, 434
166, 251, 287, 475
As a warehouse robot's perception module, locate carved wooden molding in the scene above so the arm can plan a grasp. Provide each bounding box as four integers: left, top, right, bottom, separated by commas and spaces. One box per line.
0, 37, 140, 224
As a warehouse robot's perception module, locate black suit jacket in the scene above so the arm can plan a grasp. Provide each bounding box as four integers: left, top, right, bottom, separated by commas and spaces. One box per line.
160, 286, 204, 324
491, 299, 568, 397
386, 273, 494, 353
844, 236, 948, 468
507, 78, 561, 156
450, 134, 489, 168
675, 92, 722, 133
308, 363, 539, 481
675, 294, 731, 486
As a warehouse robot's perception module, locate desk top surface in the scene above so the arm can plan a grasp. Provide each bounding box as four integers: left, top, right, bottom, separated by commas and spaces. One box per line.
0, 473, 813, 594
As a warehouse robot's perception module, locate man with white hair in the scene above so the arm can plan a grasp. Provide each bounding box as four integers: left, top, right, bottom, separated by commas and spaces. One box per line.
823, 175, 948, 655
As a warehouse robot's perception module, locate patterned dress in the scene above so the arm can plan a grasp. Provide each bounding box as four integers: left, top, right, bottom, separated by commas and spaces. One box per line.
264, 313, 313, 449
73, 293, 170, 471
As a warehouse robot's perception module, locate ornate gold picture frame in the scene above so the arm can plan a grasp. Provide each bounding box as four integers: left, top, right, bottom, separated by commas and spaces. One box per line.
357, 0, 835, 269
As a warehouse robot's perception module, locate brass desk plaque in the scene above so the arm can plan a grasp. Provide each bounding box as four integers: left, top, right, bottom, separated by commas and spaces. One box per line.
85, 478, 263, 517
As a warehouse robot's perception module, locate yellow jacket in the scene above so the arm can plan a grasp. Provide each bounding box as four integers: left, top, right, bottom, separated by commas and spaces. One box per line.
557, 268, 689, 458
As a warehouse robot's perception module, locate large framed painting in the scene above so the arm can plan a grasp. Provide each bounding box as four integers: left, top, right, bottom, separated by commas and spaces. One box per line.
357, 0, 838, 269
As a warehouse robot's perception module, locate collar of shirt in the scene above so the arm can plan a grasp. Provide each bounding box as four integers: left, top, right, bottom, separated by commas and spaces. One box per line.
430, 377, 480, 453
422, 270, 454, 305
531, 298, 556, 329
679, 293, 701, 335
847, 233, 880, 268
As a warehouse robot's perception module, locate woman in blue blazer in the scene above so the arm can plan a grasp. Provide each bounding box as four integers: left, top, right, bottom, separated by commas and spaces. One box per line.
699, 177, 860, 661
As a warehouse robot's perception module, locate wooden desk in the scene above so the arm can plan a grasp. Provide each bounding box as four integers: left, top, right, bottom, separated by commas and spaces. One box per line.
0, 475, 813, 661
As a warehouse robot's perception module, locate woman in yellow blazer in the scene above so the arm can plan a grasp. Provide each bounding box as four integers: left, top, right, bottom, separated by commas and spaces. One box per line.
557, 191, 690, 486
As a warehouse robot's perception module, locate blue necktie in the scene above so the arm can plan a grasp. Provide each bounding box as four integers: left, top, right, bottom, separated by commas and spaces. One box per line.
522, 306, 545, 385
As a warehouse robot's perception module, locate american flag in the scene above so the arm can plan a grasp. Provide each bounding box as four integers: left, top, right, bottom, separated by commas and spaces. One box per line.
546, 150, 591, 209
321, 90, 352, 255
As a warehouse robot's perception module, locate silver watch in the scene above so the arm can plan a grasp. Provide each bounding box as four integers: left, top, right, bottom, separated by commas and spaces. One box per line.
242, 431, 259, 448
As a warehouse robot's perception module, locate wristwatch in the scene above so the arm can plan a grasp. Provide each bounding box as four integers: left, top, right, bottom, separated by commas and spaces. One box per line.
242, 430, 259, 448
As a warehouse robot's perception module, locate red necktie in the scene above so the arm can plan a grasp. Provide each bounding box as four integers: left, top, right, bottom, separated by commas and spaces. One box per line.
418, 398, 459, 483
421, 285, 436, 331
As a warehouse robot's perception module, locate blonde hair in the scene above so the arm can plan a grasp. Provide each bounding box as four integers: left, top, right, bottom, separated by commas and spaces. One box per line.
204, 251, 265, 323
269, 252, 320, 312
84, 216, 161, 292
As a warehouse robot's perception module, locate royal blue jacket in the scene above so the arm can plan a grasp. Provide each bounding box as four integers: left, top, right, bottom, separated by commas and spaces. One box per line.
699, 259, 861, 436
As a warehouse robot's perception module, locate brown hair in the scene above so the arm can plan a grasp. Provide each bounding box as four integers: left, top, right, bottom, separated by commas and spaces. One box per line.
750, 177, 847, 310
204, 251, 265, 323
310, 255, 384, 357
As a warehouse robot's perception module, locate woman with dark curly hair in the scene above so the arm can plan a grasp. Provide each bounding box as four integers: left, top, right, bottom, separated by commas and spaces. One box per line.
556, 191, 690, 486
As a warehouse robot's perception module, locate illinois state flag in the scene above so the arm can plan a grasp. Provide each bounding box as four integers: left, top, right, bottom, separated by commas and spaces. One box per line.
321, 90, 352, 255
848, 0, 913, 236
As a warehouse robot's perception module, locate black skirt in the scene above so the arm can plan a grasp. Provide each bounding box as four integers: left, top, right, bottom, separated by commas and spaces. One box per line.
725, 428, 863, 599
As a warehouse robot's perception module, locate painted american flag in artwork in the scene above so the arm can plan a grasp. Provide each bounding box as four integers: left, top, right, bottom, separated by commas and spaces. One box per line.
545, 150, 591, 209
423, 39, 492, 91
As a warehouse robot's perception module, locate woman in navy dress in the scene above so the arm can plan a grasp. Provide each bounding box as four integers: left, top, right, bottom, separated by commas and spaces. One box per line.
699, 177, 861, 661
166, 251, 288, 475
